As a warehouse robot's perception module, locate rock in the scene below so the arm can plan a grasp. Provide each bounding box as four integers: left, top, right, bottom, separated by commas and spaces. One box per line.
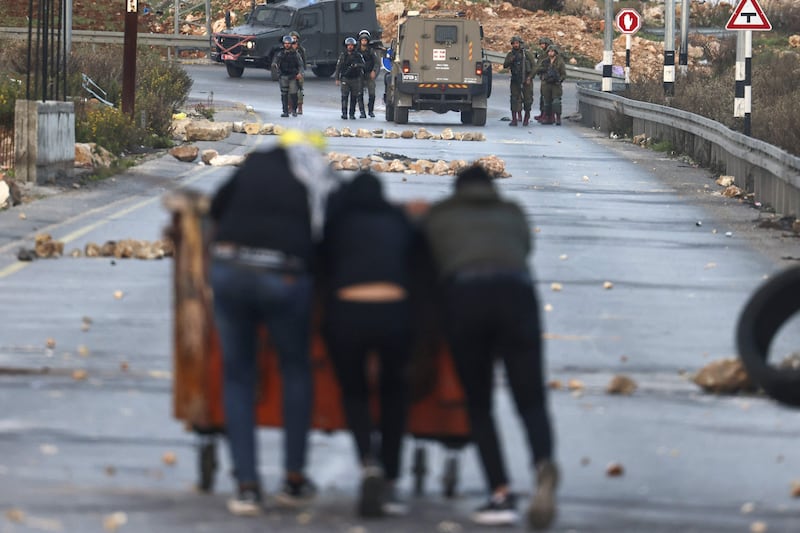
789, 34, 800, 48
606, 462, 625, 477
243, 122, 262, 135
356, 128, 372, 138
324, 127, 341, 137
169, 145, 199, 162
474, 155, 508, 177
692, 358, 754, 394
431, 160, 450, 175
259, 123, 275, 135
400, 130, 414, 139
201, 149, 219, 164
209, 154, 245, 167
722, 185, 743, 198
606, 374, 637, 395
385, 130, 401, 139
388, 159, 407, 172
340, 127, 355, 138
415, 127, 433, 140
440, 128, 455, 140
85, 242, 101, 257
716, 175, 735, 187
184, 119, 232, 141
170, 117, 191, 141
0, 180, 8, 208
341, 157, 361, 170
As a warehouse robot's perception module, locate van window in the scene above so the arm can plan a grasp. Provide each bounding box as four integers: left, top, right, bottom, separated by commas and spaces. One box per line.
435, 25, 457, 44
298, 12, 318, 30
341, 1, 363, 12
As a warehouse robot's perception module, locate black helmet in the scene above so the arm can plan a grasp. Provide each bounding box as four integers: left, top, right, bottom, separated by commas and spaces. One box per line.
510, 35, 523, 44
282, 35, 293, 44
538, 37, 552, 45
358, 29, 371, 40
344, 37, 357, 46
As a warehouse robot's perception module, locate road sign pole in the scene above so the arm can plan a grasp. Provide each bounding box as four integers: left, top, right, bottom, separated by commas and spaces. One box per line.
663, 0, 675, 96
625, 34, 631, 87
744, 29, 752, 136
122, 0, 138, 117
734, 32, 745, 119
679, 0, 689, 74
603, 0, 613, 92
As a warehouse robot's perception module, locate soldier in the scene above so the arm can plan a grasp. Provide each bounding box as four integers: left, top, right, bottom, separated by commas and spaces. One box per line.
335, 37, 366, 120
356, 29, 380, 118
540, 45, 566, 125
290, 31, 307, 115
533, 37, 553, 122
271, 35, 304, 117
503, 36, 536, 127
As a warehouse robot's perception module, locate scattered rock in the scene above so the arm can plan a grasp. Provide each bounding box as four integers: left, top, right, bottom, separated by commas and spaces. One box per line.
716, 175, 735, 187
606, 374, 637, 395
169, 145, 199, 162
606, 462, 625, 477
692, 358, 754, 394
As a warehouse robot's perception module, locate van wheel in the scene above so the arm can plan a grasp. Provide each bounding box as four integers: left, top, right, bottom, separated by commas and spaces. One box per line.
312, 65, 336, 78
395, 106, 409, 124
385, 102, 395, 122
225, 64, 244, 78
460, 110, 473, 124
472, 108, 487, 126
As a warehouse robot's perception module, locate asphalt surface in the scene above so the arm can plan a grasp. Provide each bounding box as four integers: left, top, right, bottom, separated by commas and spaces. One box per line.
1, 63, 800, 532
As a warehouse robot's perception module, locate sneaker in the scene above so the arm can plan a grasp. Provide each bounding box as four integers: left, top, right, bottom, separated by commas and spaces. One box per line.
280, 112, 289, 118
341, 114, 348, 119
471, 493, 518, 526
227, 487, 262, 516
275, 476, 317, 507
291, 111, 298, 117
382, 484, 408, 516
528, 460, 559, 530
349, 114, 356, 119
359, 113, 367, 118
358, 465, 385, 518
368, 112, 375, 118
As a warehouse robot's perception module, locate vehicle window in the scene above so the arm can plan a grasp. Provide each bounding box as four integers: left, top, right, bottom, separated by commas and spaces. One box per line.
298, 12, 318, 30
341, 1, 363, 12
435, 25, 457, 44
253, 6, 293, 26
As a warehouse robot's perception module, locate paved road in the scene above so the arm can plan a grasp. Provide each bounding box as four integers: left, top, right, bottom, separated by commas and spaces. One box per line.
0, 63, 799, 532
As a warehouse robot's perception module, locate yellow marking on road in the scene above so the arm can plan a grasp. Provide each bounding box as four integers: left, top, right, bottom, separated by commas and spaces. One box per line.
0, 262, 29, 278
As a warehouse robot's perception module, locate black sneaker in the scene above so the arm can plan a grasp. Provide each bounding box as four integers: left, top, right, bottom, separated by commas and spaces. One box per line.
358, 465, 385, 518
275, 476, 317, 507
280, 112, 289, 118
368, 112, 375, 117
227, 486, 262, 516
349, 114, 356, 119
471, 493, 518, 526
341, 114, 348, 119
359, 112, 367, 118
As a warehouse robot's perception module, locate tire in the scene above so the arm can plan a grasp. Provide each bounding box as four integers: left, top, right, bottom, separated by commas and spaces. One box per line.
460, 110, 473, 124
737, 266, 800, 407
312, 64, 336, 78
385, 102, 395, 122
484, 62, 493, 98
472, 107, 487, 126
395, 105, 409, 125
225, 63, 244, 78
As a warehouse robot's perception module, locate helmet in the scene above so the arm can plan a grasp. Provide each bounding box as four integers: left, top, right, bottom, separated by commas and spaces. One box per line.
547, 44, 560, 54
282, 35, 293, 44
358, 29, 371, 40
289, 30, 300, 39
344, 37, 357, 46
510, 35, 523, 44
538, 37, 552, 45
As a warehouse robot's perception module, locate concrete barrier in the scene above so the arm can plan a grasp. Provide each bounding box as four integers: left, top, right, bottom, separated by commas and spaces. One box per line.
14, 100, 75, 184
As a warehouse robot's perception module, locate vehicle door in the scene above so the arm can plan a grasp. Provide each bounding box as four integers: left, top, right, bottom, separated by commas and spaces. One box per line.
295, 6, 324, 63
419, 20, 463, 84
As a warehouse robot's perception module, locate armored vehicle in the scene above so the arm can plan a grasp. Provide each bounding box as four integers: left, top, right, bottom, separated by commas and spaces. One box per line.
211, 0, 381, 79
384, 14, 492, 126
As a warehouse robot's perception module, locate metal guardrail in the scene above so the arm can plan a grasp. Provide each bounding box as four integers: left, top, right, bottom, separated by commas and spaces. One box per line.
0, 27, 209, 49
484, 50, 614, 82
576, 84, 800, 216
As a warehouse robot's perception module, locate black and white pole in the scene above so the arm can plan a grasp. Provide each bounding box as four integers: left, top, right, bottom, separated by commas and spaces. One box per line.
734, 30, 752, 136
603, 0, 614, 92
624, 35, 631, 87
679, 0, 689, 75
663, 0, 675, 96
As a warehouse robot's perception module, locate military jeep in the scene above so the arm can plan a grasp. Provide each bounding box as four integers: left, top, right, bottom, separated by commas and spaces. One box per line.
211, 0, 381, 79
384, 14, 492, 126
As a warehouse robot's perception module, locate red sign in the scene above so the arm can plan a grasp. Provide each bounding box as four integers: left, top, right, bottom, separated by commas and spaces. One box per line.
615, 8, 642, 35
725, 0, 772, 30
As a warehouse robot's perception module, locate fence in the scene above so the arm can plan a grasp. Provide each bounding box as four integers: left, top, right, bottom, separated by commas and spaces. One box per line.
0, 122, 12, 172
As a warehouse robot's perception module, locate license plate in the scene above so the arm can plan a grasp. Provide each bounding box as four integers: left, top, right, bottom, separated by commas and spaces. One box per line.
222, 53, 236, 61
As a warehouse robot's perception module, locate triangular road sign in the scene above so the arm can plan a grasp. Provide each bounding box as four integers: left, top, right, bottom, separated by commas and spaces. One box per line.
726, 0, 772, 30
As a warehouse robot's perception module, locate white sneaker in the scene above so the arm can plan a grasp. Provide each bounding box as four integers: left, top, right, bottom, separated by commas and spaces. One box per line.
227, 488, 262, 516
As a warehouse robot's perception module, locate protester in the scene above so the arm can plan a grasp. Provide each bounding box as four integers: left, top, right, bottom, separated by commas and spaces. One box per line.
421, 164, 559, 530
208, 129, 339, 516
320, 171, 417, 517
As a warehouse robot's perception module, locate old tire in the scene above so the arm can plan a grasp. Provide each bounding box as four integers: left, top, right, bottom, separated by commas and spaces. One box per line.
312, 65, 336, 77
471, 108, 487, 126
395, 106, 409, 125
225, 64, 244, 78
737, 266, 800, 407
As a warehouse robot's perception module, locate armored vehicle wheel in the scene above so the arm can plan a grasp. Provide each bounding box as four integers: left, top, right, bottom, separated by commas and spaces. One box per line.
484, 64, 493, 98
460, 110, 473, 124
385, 102, 395, 122
226, 64, 244, 78
471, 108, 487, 126
312, 65, 336, 78
394, 106, 409, 125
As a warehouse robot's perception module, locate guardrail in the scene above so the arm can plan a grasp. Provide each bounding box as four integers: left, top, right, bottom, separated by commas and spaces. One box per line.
0, 26, 209, 49
484, 50, 610, 82
576, 84, 800, 216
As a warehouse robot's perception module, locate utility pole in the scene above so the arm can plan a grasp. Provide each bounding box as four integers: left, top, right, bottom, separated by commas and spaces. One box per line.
679, 0, 689, 75
664, 0, 676, 96
602, 0, 613, 92
122, 0, 138, 117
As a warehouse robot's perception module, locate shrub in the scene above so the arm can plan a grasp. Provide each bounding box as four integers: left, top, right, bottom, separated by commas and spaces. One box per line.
134, 50, 193, 139
74, 103, 142, 156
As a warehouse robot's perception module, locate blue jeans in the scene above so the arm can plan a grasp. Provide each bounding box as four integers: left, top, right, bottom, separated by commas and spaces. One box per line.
210, 259, 313, 487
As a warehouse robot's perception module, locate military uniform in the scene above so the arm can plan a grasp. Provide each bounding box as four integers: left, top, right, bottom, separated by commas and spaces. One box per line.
290, 32, 307, 115
540, 45, 567, 125
358, 41, 380, 117
335, 40, 366, 119
272, 38, 304, 117
503, 36, 536, 126
534, 37, 553, 122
